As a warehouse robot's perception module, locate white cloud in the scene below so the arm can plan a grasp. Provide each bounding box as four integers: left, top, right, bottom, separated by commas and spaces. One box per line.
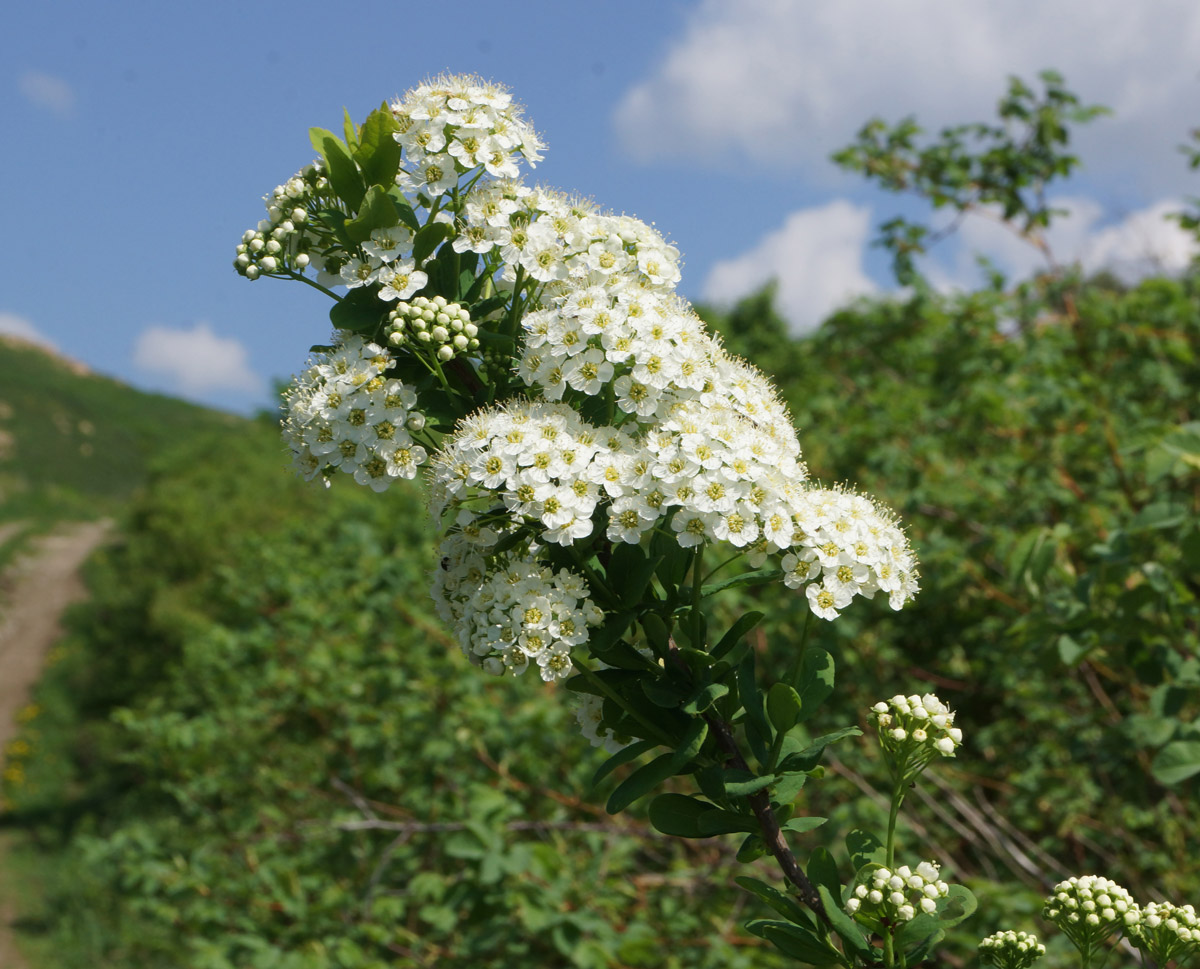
0, 311, 57, 351
702, 200, 877, 333
615, 0, 1200, 194
930, 197, 1198, 287
18, 71, 76, 118
133, 323, 265, 398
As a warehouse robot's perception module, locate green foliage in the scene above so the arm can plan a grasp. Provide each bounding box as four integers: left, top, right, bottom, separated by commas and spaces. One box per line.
832, 70, 1110, 282
0, 336, 238, 523
5, 418, 783, 969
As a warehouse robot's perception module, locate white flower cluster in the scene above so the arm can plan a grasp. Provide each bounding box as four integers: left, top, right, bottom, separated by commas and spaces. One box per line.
1043, 876, 1139, 951
392, 74, 544, 197
871, 692, 963, 759
978, 930, 1046, 969
430, 534, 602, 682
234, 163, 328, 279
456, 183, 683, 293
846, 861, 949, 923
386, 295, 479, 362
1128, 901, 1200, 967
281, 334, 428, 491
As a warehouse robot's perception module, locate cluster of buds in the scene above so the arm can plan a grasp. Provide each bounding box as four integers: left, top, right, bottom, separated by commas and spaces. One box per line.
386, 296, 479, 362
1043, 875, 1139, 960
1128, 901, 1200, 967
871, 692, 962, 782
846, 861, 949, 924
234, 164, 326, 279
978, 930, 1046, 969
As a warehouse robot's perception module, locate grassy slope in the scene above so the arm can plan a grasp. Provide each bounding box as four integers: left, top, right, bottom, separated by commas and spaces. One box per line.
0, 336, 243, 523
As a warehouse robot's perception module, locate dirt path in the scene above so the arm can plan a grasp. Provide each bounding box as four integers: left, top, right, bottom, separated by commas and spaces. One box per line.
0, 520, 112, 969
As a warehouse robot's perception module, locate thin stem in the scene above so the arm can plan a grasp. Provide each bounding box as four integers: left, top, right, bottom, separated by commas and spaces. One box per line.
690, 545, 705, 649
785, 610, 814, 688
278, 270, 342, 301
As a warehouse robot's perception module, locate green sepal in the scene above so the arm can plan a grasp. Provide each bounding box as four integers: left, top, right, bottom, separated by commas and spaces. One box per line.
589, 738, 657, 790
767, 682, 803, 733
744, 920, 845, 966
344, 185, 399, 244
711, 611, 764, 662
796, 648, 835, 722
817, 885, 871, 958
735, 876, 814, 927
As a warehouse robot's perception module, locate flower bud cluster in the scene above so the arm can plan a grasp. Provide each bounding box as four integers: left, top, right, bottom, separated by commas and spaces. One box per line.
281, 334, 428, 491
1043, 876, 1139, 956
977, 930, 1046, 969
234, 163, 328, 279
430, 534, 602, 682
387, 295, 479, 362
1127, 901, 1200, 967
871, 692, 963, 764
846, 861, 949, 923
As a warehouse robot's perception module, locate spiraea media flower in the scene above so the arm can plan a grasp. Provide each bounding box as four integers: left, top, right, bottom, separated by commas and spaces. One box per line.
281, 334, 428, 490
1127, 901, 1200, 968
234, 163, 331, 280
386, 295, 479, 363
1043, 875, 1139, 964
846, 861, 950, 925
978, 930, 1046, 969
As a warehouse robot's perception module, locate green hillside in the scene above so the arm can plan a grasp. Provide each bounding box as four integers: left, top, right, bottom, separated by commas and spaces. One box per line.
0, 335, 242, 523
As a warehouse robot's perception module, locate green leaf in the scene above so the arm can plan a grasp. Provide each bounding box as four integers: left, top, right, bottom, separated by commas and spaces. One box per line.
639, 612, 672, 657
412, 221, 453, 267
738, 652, 772, 767
609, 543, 662, 608
777, 726, 861, 773
605, 719, 706, 814
355, 104, 401, 187
1151, 741, 1200, 785
317, 134, 366, 211
682, 682, 729, 715
806, 847, 841, 902
697, 809, 759, 836
590, 739, 657, 790
711, 611, 764, 662
767, 683, 803, 733
1057, 633, 1089, 666
342, 108, 359, 150
735, 876, 814, 927
745, 920, 844, 966
936, 883, 978, 928
845, 830, 885, 871
328, 287, 385, 335
817, 885, 871, 958
648, 793, 712, 837
736, 833, 766, 863
721, 770, 777, 797
894, 914, 943, 959
344, 185, 399, 244
782, 816, 827, 835
796, 648, 835, 722
701, 567, 781, 599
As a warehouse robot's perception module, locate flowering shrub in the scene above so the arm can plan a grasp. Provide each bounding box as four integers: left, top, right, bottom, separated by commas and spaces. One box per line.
231, 73, 1194, 969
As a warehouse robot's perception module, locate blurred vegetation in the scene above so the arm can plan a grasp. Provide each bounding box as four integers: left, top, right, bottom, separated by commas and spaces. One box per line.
2, 70, 1198, 968
0, 336, 239, 524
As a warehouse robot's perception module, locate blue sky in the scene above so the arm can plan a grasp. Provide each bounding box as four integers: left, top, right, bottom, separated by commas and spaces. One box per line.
4, 0, 1198, 413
